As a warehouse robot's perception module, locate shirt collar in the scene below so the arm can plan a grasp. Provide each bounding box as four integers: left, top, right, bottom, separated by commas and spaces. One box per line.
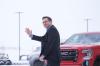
47, 25, 53, 30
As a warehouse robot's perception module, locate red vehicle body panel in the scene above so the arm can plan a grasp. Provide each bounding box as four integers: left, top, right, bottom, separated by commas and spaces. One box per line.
60, 32, 100, 66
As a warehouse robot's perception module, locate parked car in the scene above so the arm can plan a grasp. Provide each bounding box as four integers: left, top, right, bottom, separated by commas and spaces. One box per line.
29, 47, 41, 66
0, 53, 12, 65
60, 32, 100, 66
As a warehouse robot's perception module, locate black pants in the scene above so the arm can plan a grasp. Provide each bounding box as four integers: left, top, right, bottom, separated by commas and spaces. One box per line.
47, 60, 60, 66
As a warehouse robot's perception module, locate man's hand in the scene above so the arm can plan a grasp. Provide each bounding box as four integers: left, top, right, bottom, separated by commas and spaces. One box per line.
39, 55, 45, 62
39, 55, 48, 65
25, 28, 32, 37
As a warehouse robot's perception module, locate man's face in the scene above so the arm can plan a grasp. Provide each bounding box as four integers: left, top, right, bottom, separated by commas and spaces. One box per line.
42, 18, 52, 28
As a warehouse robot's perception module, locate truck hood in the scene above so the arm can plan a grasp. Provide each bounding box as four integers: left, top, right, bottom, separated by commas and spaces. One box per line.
60, 43, 100, 49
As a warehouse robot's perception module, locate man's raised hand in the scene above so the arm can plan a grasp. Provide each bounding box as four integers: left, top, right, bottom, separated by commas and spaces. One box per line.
25, 28, 32, 37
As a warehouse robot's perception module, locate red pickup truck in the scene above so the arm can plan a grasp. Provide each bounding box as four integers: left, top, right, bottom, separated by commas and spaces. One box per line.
60, 32, 100, 66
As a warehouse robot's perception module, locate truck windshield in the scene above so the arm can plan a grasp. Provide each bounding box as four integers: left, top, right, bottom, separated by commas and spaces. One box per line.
65, 34, 100, 44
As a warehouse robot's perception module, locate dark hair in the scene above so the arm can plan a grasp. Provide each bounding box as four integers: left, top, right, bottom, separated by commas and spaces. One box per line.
42, 16, 52, 22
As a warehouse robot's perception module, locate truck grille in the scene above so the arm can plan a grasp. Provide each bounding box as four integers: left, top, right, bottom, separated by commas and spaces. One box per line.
60, 49, 78, 61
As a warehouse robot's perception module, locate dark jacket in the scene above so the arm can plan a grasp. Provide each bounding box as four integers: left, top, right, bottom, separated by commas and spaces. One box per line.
31, 25, 60, 62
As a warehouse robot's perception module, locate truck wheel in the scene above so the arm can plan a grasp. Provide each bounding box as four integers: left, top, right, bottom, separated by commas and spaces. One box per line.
0, 61, 5, 65
29, 58, 46, 66
5, 60, 12, 65
94, 60, 100, 66
33, 59, 45, 66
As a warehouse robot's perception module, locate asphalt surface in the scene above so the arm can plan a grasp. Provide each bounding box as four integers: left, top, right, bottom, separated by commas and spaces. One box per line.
0, 65, 29, 66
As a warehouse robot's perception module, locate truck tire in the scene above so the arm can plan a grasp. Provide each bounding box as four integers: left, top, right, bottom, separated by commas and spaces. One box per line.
33, 59, 45, 66
0, 60, 5, 65
29, 58, 46, 66
5, 60, 12, 65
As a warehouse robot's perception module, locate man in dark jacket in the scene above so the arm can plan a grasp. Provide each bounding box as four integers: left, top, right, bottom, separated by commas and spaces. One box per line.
25, 16, 60, 66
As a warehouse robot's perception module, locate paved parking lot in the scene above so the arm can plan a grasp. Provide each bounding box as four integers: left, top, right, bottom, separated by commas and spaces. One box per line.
0, 65, 29, 66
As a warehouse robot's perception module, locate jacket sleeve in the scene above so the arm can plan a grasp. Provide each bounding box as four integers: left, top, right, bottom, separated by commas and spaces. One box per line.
31, 34, 47, 42
42, 29, 56, 57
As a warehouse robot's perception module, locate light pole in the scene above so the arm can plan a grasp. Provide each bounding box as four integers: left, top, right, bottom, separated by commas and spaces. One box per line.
84, 18, 91, 32
16, 12, 23, 60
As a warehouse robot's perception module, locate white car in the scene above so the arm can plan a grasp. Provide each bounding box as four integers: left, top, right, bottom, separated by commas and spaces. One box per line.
0, 53, 12, 65
29, 47, 41, 66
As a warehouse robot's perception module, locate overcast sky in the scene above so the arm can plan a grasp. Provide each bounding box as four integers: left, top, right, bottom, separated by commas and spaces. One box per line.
0, 0, 100, 56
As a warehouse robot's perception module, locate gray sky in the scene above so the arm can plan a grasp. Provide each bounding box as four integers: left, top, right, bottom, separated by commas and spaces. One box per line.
0, 0, 100, 55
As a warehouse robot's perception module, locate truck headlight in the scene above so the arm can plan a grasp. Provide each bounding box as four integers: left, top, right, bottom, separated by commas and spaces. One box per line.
82, 49, 93, 60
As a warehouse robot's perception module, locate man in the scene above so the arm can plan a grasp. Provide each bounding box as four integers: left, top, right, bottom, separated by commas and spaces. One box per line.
25, 16, 61, 66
